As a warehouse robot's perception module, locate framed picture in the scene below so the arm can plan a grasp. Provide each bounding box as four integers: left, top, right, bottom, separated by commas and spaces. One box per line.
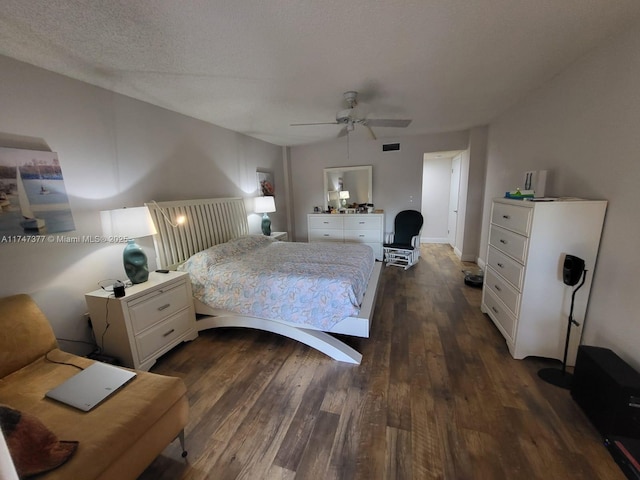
0, 147, 75, 236
256, 170, 275, 197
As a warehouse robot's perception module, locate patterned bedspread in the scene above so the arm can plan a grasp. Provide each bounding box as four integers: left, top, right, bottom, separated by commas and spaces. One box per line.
178, 235, 375, 330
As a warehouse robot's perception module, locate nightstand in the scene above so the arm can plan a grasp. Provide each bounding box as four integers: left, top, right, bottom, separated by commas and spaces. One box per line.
85, 271, 198, 371
270, 231, 288, 241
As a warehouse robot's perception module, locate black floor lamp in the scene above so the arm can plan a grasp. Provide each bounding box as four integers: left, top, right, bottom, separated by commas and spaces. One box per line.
538, 255, 587, 389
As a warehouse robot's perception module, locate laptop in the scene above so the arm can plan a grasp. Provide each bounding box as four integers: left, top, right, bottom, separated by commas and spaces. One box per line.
45, 362, 137, 412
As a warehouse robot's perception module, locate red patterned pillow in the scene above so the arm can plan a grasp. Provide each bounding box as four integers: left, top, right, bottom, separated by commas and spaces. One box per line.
0, 405, 78, 478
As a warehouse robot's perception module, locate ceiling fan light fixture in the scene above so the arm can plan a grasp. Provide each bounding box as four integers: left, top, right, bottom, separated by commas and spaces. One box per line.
336, 109, 354, 124
291, 90, 412, 139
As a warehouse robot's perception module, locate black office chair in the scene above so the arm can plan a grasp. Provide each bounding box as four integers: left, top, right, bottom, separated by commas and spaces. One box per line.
383, 210, 424, 269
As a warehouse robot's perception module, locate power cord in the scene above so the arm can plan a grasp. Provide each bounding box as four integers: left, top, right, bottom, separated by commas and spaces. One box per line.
56, 338, 96, 348
101, 294, 113, 353
44, 351, 84, 370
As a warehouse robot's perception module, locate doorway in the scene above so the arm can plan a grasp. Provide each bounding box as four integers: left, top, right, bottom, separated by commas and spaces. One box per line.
448, 154, 461, 247
420, 150, 464, 246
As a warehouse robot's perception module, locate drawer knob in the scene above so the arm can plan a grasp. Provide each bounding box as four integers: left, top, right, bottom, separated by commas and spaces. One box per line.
502, 215, 510, 219
359, 234, 365, 237
491, 306, 499, 314
323, 234, 330, 237
359, 221, 365, 224
494, 285, 502, 292
158, 303, 171, 311
499, 239, 507, 244
497, 263, 504, 268
162, 328, 175, 337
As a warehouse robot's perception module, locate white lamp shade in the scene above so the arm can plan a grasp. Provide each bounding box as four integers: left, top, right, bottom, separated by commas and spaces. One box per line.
101, 206, 158, 239
254, 196, 276, 214
339, 190, 350, 199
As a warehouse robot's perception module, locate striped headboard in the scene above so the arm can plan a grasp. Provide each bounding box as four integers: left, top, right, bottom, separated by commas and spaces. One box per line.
146, 197, 249, 269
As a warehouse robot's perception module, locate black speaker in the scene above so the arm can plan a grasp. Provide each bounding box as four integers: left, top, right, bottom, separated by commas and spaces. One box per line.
571, 346, 640, 439
563, 254, 585, 286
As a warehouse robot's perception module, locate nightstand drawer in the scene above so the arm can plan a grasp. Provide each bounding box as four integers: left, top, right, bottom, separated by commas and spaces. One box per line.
135, 308, 193, 361
129, 282, 190, 334
308, 216, 344, 229
344, 216, 382, 230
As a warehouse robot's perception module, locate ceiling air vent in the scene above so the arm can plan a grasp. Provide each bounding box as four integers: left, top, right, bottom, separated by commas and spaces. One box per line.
382, 143, 400, 152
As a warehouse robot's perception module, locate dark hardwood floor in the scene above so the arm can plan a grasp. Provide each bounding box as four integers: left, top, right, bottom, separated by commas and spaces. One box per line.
140, 244, 623, 479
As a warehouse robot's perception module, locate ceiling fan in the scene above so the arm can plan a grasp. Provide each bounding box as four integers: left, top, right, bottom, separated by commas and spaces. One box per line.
290, 91, 412, 140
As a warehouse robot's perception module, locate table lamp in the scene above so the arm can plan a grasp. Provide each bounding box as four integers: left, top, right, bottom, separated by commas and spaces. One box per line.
254, 196, 276, 236
339, 190, 350, 207
101, 206, 158, 284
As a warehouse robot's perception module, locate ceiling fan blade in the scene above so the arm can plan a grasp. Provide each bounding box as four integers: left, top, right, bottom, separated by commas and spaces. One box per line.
365, 119, 412, 128
337, 126, 349, 138
366, 125, 377, 140
290, 122, 339, 126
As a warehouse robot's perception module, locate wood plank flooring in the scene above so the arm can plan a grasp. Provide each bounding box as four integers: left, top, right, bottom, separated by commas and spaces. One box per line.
140, 244, 624, 480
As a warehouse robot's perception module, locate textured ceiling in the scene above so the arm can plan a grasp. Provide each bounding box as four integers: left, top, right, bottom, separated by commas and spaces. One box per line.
1, 1, 640, 146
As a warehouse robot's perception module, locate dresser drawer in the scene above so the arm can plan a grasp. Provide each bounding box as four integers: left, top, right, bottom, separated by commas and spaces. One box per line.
129, 282, 190, 334
491, 202, 532, 236
486, 246, 525, 290
308, 229, 344, 242
344, 216, 382, 230
344, 229, 380, 243
135, 308, 193, 361
483, 288, 517, 341
485, 268, 520, 316
308, 215, 344, 229
489, 225, 528, 264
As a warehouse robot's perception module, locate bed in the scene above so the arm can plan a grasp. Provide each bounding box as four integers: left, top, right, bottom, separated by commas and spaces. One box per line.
146, 197, 382, 364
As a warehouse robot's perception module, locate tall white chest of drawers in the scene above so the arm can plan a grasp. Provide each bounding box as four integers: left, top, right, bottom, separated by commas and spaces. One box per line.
308, 213, 384, 260
481, 198, 606, 366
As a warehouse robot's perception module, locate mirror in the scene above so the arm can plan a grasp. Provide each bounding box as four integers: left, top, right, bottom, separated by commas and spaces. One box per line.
323, 165, 372, 212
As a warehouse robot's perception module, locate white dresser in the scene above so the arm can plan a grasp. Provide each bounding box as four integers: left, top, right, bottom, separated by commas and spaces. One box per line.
308, 213, 384, 260
481, 198, 606, 366
85, 271, 198, 371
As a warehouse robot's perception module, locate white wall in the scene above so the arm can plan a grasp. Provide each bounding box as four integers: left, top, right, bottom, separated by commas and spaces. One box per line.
0, 55, 284, 353
289, 131, 470, 241
459, 126, 488, 262
481, 22, 640, 369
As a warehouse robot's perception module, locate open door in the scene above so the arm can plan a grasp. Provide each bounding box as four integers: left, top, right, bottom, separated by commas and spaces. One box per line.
447, 154, 461, 248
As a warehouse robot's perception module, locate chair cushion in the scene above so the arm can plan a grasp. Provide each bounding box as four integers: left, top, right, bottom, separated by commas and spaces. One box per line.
383, 243, 415, 250
0, 294, 58, 378
392, 210, 423, 245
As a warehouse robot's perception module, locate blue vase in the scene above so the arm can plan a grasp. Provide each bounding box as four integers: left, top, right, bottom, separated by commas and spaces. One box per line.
123, 239, 149, 284
261, 213, 271, 236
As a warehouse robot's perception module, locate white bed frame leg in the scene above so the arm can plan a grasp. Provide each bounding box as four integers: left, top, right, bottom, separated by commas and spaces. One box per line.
196, 316, 362, 364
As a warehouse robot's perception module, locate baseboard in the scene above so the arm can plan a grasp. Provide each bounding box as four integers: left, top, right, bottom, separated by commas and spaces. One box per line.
453, 247, 478, 263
